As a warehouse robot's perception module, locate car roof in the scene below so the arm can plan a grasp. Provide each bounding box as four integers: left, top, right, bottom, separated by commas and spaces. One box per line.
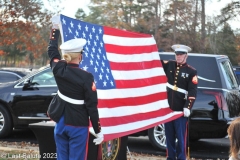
0, 67, 38, 77
233, 66, 240, 70
0, 69, 27, 77
159, 52, 228, 59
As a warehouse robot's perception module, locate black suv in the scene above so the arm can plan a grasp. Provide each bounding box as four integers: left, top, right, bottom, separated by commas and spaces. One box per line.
131, 52, 240, 150
0, 53, 239, 151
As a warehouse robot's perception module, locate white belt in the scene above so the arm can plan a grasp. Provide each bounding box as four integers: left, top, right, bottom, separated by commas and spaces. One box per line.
166, 83, 188, 95
57, 90, 84, 105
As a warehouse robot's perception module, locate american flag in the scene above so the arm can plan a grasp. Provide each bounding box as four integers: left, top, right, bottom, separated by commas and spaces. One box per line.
59, 14, 182, 141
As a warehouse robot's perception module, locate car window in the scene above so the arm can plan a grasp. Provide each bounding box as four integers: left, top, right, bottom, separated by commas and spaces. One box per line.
31, 69, 56, 86
0, 72, 21, 83
235, 72, 240, 83
16, 65, 50, 83
17, 68, 56, 87
219, 60, 238, 89
159, 53, 222, 88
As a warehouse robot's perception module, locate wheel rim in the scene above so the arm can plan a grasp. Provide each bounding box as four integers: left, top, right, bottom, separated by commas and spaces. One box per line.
153, 124, 166, 148
0, 111, 5, 131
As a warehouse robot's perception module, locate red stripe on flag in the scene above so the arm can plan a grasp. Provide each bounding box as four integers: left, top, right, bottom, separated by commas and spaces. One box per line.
104, 26, 152, 38
102, 113, 183, 142
110, 60, 163, 70
105, 44, 158, 54
98, 92, 167, 108
114, 76, 167, 89
99, 108, 172, 126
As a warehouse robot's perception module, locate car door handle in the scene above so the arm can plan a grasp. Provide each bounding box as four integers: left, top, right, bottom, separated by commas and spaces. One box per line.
51, 93, 57, 95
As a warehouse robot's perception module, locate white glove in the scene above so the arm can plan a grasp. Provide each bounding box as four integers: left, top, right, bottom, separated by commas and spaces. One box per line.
51, 14, 60, 29
93, 132, 104, 145
183, 108, 190, 117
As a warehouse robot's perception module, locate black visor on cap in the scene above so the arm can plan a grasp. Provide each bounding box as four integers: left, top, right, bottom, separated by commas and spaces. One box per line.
175, 51, 187, 55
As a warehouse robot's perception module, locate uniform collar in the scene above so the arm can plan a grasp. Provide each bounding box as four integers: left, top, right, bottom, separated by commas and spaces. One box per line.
177, 62, 187, 67
67, 63, 79, 67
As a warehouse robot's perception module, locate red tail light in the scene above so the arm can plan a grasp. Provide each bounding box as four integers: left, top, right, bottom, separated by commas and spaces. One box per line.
203, 91, 228, 111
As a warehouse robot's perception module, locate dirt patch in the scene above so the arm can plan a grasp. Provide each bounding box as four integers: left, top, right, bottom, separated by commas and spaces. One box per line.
0, 141, 167, 160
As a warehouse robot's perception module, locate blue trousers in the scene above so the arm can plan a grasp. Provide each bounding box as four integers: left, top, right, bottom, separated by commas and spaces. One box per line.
54, 116, 89, 160
165, 117, 188, 160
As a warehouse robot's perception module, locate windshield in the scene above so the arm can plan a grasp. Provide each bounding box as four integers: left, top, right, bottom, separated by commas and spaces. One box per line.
219, 60, 239, 89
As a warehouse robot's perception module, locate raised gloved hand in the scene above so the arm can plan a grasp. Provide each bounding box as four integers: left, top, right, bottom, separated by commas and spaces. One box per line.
183, 108, 190, 117
51, 14, 60, 29
93, 132, 104, 145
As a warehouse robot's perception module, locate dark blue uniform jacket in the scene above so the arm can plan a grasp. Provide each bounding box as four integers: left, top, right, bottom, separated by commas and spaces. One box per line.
47, 29, 101, 134
161, 60, 198, 112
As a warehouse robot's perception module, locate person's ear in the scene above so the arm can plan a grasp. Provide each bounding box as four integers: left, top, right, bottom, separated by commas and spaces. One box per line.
79, 54, 82, 62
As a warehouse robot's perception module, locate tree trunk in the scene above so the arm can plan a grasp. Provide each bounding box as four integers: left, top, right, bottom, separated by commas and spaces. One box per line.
173, 0, 177, 43
201, 0, 206, 53
154, 0, 161, 46
192, 0, 198, 52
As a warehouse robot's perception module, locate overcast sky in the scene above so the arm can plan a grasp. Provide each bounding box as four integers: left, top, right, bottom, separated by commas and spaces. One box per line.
59, 0, 239, 30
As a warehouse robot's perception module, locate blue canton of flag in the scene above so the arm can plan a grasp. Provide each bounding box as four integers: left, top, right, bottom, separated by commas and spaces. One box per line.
60, 15, 116, 89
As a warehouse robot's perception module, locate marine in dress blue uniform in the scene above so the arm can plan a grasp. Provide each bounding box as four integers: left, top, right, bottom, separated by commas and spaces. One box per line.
161, 44, 198, 160
47, 15, 103, 160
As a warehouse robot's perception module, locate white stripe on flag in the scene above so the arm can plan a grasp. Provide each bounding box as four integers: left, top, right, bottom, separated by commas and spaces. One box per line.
106, 52, 160, 62
111, 68, 165, 80
97, 83, 167, 99
98, 99, 169, 118
103, 35, 156, 46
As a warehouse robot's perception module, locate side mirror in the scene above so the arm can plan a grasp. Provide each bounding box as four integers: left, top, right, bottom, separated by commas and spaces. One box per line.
23, 79, 30, 85
22, 79, 39, 90
23, 79, 31, 88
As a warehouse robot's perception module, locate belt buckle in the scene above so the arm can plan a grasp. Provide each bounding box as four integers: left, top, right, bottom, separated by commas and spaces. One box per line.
173, 85, 178, 91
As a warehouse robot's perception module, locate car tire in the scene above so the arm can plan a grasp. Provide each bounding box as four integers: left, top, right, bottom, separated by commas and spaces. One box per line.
0, 105, 13, 138
148, 124, 167, 150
